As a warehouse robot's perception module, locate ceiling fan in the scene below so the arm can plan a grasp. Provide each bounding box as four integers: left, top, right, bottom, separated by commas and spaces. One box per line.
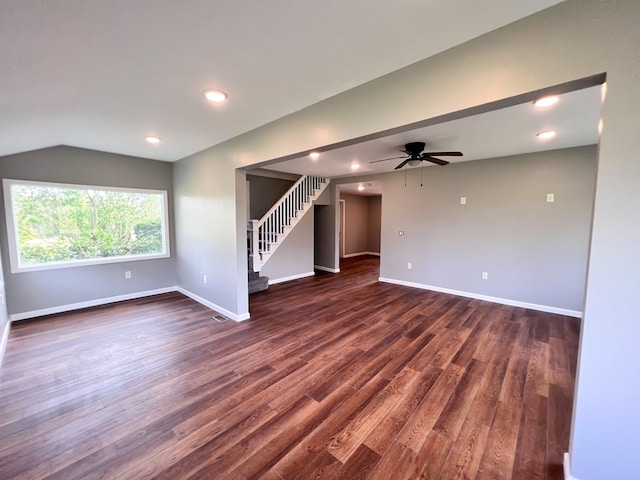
370, 141, 463, 169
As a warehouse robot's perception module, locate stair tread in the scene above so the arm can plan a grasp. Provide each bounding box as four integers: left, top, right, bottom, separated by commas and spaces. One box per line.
248, 275, 269, 294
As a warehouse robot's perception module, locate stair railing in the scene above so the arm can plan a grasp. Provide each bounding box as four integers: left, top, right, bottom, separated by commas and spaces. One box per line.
249, 175, 326, 270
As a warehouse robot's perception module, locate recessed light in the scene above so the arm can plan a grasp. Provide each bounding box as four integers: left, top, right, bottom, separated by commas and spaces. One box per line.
537, 130, 556, 140
350, 163, 360, 170
534, 96, 559, 108
145, 136, 161, 144
357, 184, 365, 191
203, 89, 228, 102
309, 152, 320, 160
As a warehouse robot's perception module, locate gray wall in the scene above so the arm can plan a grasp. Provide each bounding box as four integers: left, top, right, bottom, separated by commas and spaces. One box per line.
0, 146, 176, 317
261, 208, 314, 282
376, 146, 596, 312
340, 193, 381, 255
368, 196, 381, 253
314, 204, 334, 269
171, 2, 640, 476
174, 152, 249, 319
246, 174, 295, 219
341, 193, 368, 255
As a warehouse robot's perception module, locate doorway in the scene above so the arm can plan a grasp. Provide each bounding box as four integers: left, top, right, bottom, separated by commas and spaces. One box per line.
337, 182, 382, 276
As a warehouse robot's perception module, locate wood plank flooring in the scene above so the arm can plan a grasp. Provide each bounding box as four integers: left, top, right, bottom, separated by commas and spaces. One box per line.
0, 256, 580, 479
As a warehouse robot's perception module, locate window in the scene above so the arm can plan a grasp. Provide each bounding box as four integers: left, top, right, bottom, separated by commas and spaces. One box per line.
3, 179, 170, 272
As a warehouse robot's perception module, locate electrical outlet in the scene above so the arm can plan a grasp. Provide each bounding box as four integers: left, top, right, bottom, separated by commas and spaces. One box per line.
547, 193, 555, 203
482, 272, 488, 280
203, 274, 207, 284
407, 262, 412, 270
460, 196, 467, 205
398, 230, 405, 236
125, 271, 131, 279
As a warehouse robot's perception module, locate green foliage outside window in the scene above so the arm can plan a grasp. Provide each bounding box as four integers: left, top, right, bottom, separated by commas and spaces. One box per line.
9, 182, 166, 268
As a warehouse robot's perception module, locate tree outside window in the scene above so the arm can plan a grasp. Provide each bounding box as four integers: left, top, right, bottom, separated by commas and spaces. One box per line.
3, 180, 169, 272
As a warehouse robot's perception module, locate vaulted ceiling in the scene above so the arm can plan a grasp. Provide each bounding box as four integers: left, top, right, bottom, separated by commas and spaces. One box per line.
1, 1, 566, 162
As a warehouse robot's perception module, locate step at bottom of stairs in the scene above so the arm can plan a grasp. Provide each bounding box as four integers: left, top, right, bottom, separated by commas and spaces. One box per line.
249, 273, 269, 294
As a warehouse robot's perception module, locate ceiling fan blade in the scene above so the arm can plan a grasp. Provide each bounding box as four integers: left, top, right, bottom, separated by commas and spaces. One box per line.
422, 151, 463, 157
394, 159, 411, 170
423, 156, 449, 166
369, 155, 406, 164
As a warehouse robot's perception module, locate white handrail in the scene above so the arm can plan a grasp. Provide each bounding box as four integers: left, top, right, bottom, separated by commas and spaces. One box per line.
249, 175, 327, 270
257, 175, 307, 229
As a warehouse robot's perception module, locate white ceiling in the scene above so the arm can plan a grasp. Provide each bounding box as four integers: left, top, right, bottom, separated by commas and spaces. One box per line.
263, 85, 603, 188
0, 0, 566, 161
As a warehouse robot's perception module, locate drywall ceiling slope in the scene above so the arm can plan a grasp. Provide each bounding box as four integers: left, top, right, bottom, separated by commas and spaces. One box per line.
0, 0, 565, 161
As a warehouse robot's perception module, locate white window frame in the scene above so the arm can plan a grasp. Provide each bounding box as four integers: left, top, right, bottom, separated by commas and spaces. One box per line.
3, 179, 170, 273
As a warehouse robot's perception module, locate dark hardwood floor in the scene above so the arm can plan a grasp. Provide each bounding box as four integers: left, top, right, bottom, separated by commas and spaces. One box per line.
0, 255, 579, 479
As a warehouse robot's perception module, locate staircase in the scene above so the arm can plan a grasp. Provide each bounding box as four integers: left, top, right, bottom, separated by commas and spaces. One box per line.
248, 175, 329, 274
248, 270, 269, 294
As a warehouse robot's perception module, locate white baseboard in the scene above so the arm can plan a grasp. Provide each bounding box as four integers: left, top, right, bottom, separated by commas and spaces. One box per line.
378, 277, 582, 318
564, 452, 580, 480
176, 287, 250, 322
0, 319, 10, 367
9, 286, 251, 324
315, 265, 340, 273
342, 251, 380, 258
268, 271, 315, 285
9, 287, 178, 322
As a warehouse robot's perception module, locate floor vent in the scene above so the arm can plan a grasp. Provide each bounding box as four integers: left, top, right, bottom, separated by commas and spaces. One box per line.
212, 315, 228, 323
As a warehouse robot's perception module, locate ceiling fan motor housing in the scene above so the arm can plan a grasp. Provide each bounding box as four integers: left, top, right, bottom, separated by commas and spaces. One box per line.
404, 142, 426, 158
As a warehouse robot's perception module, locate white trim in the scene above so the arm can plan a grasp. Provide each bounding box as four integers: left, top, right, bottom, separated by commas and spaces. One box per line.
268, 271, 315, 285
176, 287, 250, 322
563, 452, 580, 480
9, 286, 251, 324
378, 277, 582, 318
339, 199, 346, 258
9, 287, 177, 322
342, 251, 380, 258
315, 265, 340, 273
0, 319, 10, 367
